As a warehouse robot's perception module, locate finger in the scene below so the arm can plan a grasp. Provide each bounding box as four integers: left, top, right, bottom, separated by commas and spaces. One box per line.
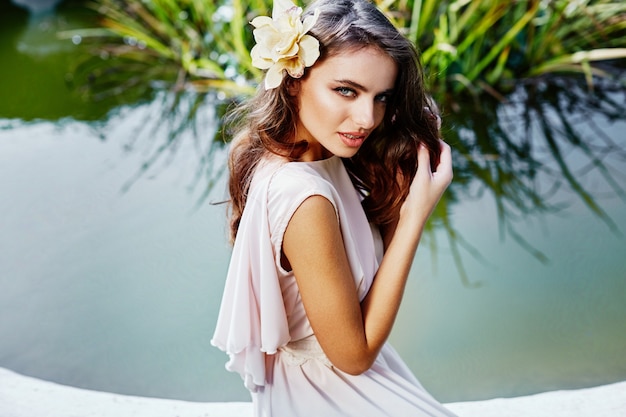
433, 140, 453, 180
437, 140, 451, 165
423, 104, 442, 132
417, 143, 431, 174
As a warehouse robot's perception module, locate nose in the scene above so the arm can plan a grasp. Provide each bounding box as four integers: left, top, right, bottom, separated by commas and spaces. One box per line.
352, 98, 377, 131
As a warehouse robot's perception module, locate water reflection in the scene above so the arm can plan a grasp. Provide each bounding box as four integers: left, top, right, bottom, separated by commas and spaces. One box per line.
64, 69, 626, 287
11, 0, 64, 15
108, 91, 231, 208
0, 1, 154, 121
440, 74, 626, 284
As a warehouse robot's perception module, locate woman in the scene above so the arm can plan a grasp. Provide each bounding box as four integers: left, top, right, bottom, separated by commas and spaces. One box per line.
212, 0, 456, 415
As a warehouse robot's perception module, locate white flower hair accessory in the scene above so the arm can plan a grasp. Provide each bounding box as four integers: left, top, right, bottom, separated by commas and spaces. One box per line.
250, 0, 321, 90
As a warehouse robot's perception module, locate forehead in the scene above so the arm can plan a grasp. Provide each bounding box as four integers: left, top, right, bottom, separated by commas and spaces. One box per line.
309, 46, 398, 90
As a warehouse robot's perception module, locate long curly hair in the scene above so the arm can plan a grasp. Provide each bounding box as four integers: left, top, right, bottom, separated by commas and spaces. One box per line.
225, 0, 441, 242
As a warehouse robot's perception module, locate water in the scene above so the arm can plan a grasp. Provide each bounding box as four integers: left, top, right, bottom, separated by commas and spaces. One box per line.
1, 1, 625, 404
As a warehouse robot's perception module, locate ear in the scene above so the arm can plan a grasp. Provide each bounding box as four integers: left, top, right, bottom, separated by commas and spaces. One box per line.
286, 78, 301, 97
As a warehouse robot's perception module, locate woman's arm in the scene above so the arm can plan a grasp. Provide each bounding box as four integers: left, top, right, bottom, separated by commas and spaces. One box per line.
282, 141, 452, 375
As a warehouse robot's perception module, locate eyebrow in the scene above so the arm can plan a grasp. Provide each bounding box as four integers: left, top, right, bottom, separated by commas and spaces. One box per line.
335, 79, 394, 95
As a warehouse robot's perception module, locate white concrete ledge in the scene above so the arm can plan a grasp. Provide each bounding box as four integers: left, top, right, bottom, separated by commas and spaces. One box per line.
1, 367, 624, 417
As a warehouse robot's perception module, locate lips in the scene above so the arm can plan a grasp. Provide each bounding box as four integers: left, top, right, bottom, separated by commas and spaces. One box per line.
339, 132, 367, 148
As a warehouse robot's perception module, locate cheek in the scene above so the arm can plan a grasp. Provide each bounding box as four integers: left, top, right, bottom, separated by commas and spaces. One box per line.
301, 89, 337, 122
374, 105, 388, 127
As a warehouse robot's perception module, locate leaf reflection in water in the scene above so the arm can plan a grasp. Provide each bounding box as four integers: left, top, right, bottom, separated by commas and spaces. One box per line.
94, 90, 233, 210
89, 71, 626, 286
439, 73, 626, 285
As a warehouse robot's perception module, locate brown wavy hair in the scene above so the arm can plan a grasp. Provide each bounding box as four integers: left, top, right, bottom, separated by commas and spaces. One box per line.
226, 0, 441, 242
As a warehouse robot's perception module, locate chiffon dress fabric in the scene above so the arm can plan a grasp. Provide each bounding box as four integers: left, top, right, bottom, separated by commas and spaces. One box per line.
212, 155, 457, 417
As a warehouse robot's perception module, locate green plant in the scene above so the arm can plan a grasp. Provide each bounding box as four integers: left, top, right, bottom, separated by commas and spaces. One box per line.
60, 0, 273, 98
62, 0, 626, 102
374, 0, 626, 100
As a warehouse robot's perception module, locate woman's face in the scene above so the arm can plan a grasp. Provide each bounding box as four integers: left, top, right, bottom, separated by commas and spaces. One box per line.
292, 46, 398, 161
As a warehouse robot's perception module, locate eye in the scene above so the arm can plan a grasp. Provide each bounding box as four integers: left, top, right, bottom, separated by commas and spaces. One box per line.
375, 93, 391, 104
334, 86, 356, 97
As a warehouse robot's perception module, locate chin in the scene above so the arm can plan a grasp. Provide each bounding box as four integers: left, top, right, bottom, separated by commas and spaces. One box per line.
337, 149, 360, 159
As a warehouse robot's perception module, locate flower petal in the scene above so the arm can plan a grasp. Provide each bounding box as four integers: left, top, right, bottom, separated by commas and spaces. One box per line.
299, 35, 320, 67
302, 8, 320, 34
283, 56, 305, 78
272, 0, 298, 20
265, 63, 286, 90
251, 45, 273, 69
273, 34, 299, 58
253, 24, 279, 45
250, 15, 273, 29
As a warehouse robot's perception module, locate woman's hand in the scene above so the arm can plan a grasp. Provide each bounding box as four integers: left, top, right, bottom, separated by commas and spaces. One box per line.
401, 140, 453, 223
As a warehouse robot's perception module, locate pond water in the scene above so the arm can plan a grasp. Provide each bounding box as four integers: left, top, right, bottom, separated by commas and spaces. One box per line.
1, 1, 625, 404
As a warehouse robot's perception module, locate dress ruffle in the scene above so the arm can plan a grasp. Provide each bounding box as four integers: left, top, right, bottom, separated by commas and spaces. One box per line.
211, 174, 290, 392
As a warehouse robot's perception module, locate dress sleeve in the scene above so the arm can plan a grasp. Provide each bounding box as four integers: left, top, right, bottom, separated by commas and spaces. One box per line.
210, 177, 291, 393
267, 165, 338, 275
211, 163, 339, 392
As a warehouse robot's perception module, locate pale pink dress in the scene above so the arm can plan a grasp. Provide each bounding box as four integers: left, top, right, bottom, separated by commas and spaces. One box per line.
211, 156, 457, 417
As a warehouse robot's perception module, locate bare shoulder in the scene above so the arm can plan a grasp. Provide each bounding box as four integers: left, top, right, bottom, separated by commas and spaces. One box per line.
283, 194, 340, 255
283, 194, 369, 373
